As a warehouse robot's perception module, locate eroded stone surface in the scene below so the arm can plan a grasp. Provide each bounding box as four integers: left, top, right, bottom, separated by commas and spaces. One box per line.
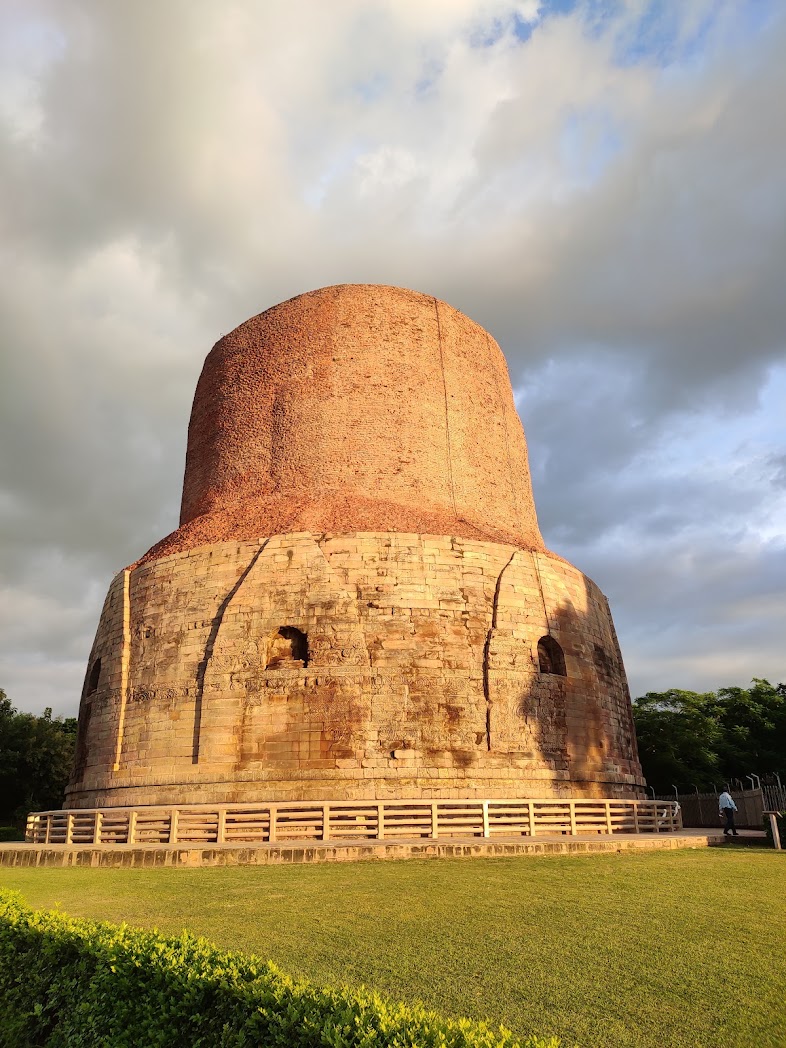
68, 533, 643, 807
68, 285, 644, 809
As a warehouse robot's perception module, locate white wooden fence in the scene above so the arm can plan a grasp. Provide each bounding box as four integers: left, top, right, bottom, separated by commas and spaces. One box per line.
26, 798, 682, 846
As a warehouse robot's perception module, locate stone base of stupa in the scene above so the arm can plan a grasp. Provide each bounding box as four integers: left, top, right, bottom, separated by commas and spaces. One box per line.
66, 531, 644, 810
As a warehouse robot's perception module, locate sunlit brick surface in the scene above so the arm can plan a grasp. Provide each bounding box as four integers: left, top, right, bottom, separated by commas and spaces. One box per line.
68, 286, 644, 809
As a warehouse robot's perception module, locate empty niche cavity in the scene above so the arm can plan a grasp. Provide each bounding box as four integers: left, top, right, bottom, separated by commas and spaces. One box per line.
266, 626, 309, 669
593, 644, 613, 678
537, 636, 566, 677
86, 657, 102, 695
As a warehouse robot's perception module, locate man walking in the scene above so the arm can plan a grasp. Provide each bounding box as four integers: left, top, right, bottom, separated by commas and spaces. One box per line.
718, 788, 739, 836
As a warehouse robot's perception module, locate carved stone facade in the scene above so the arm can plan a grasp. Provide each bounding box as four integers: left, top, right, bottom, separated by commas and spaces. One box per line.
67, 285, 645, 808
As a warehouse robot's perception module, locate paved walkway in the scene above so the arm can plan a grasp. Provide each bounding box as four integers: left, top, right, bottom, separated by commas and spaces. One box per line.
0, 827, 767, 868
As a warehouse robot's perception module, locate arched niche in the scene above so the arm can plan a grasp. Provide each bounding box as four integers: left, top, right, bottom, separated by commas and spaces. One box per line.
537, 635, 566, 677
86, 658, 102, 695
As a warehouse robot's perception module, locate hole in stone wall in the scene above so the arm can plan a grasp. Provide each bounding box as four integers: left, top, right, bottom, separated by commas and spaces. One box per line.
593, 644, 612, 678
266, 626, 309, 669
537, 636, 566, 677
86, 658, 101, 695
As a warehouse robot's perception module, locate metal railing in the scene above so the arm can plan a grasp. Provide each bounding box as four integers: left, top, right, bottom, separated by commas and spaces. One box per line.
25, 798, 682, 846
657, 788, 775, 829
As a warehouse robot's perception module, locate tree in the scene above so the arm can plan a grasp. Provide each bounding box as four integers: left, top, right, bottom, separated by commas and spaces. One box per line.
632, 680, 786, 793
714, 679, 786, 781
632, 689, 723, 792
0, 689, 77, 824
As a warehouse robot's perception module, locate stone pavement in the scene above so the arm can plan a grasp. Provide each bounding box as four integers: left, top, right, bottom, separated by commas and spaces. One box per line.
0, 828, 766, 869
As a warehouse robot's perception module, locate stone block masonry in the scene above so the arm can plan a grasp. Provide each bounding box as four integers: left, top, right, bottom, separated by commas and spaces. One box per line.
64, 285, 645, 812
67, 532, 643, 808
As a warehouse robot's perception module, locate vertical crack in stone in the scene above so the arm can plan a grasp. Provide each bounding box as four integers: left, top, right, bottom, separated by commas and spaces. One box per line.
532, 551, 552, 633
483, 551, 517, 752
486, 329, 521, 525
433, 297, 458, 518
192, 539, 270, 764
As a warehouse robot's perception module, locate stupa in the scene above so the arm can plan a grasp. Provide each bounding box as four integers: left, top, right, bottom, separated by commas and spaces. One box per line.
66, 284, 644, 808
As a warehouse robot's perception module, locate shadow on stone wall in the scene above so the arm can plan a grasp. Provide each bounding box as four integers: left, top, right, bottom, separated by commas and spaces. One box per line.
65, 534, 645, 806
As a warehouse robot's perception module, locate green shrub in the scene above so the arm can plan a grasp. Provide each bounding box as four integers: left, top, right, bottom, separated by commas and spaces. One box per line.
0, 890, 558, 1048
0, 826, 24, 842
762, 811, 786, 847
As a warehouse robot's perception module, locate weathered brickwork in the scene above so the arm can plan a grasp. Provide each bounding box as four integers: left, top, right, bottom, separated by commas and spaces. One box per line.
67, 285, 645, 810
144, 285, 543, 563
67, 533, 643, 808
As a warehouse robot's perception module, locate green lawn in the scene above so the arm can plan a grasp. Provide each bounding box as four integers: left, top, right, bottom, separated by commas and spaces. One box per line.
2, 849, 784, 1048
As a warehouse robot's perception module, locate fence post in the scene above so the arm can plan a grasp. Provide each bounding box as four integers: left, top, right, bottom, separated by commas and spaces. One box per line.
94, 811, 103, 845
431, 802, 438, 839
528, 801, 536, 837
604, 801, 612, 835
65, 813, 74, 845
764, 812, 782, 850
482, 801, 490, 839
322, 804, 330, 842
169, 809, 179, 845
632, 802, 639, 834
268, 806, 277, 844
128, 810, 137, 845
217, 808, 226, 845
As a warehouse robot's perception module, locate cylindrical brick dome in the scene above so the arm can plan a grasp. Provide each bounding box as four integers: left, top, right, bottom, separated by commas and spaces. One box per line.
149, 285, 544, 561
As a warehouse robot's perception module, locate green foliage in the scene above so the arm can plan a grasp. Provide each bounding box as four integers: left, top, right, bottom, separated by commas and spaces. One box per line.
632, 688, 722, 791
632, 679, 786, 792
0, 827, 24, 842
715, 679, 786, 778
0, 689, 77, 823
3, 853, 785, 1048
0, 889, 556, 1048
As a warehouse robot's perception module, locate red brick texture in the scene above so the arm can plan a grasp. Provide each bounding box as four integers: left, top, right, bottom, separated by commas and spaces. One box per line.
143, 285, 544, 563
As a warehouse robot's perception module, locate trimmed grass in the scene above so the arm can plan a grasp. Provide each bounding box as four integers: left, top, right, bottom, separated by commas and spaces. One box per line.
2, 849, 784, 1048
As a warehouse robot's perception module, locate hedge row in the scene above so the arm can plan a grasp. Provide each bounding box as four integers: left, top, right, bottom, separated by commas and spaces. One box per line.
0, 891, 559, 1048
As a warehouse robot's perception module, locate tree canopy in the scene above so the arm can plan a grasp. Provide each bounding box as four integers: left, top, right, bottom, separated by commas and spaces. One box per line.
0, 689, 77, 824
632, 679, 786, 793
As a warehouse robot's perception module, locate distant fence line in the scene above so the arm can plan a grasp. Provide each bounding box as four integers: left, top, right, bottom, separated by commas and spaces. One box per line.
26, 798, 682, 847
656, 786, 785, 829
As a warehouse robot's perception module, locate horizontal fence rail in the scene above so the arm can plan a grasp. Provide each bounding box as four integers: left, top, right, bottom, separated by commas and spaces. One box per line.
26, 799, 682, 847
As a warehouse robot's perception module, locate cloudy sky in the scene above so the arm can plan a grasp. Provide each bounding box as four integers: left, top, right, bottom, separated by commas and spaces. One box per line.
1, 0, 784, 718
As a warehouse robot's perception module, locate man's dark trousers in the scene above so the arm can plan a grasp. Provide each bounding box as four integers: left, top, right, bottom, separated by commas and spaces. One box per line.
723, 809, 738, 835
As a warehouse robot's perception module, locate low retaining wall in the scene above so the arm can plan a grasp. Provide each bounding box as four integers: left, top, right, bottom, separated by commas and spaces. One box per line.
27, 798, 681, 847
1, 830, 720, 869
